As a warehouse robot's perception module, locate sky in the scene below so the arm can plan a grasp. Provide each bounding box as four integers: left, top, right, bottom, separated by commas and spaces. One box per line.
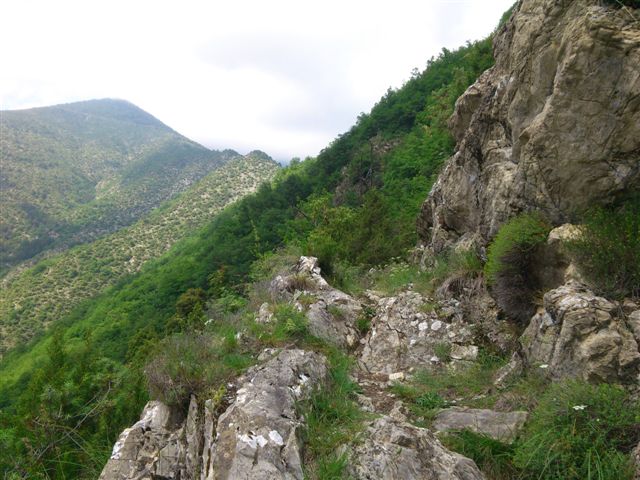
1, 0, 514, 162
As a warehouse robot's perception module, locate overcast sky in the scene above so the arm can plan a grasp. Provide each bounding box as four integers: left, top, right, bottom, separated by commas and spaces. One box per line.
1, 0, 514, 161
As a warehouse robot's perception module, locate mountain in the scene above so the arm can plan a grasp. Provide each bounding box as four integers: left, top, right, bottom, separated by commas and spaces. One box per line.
0, 31, 497, 477
0, 151, 279, 353
2, 1, 639, 479
0, 99, 234, 273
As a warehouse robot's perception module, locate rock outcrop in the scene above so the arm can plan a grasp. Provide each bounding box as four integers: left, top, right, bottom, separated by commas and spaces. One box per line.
418, 0, 640, 254
99, 398, 197, 480
270, 256, 362, 348
520, 281, 640, 383
206, 349, 328, 480
99, 349, 328, 480
346, 416, 485, 480
359, 291, 477, 376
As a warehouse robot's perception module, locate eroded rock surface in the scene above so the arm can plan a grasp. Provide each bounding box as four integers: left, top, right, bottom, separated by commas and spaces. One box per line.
347, 416, 485, 480
418, 0, 640, 253
359, 291, 478, 376
433, 407, 528, 443
206, 349, 328, 480
270, 256, 362, 348
100, 349, 327, 480
99, 398, 195, 480
520, 281, 640, 382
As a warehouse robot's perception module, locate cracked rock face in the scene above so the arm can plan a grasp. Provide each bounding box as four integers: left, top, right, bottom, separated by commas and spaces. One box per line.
99, 349, 328, 480
206, 349, 328, 480
346, 416, 485, 480
418, 0, 640, 253
99, 398, 196, 480
520, 281, 640, 383
359, 291, 476, 375
270, 256, 362, 348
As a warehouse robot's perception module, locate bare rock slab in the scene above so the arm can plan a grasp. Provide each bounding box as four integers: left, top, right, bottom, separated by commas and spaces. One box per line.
359, 291, 475, 375
347, 416, 485, 480
433, 407, 528, 443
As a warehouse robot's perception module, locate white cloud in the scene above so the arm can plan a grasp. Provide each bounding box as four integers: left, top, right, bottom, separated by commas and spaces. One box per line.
0, 0, 515, 161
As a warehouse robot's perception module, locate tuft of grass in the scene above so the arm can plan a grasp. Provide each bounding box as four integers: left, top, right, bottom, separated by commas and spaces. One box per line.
484, 213, 551, 324
513, 380, 639, 480
249, 303, 309, 345
434, 342, 452, 363
441, 430, 519, 480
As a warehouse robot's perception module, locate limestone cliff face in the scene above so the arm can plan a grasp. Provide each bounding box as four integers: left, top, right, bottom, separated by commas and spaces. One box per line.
418, 0, 640, 253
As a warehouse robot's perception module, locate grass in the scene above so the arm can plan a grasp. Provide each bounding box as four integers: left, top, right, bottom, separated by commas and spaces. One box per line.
410, 369, 638, 480
441, 430, 519, 480
299, 347, 366, 479
568, 195, 640, 299
513, 380, 639, 480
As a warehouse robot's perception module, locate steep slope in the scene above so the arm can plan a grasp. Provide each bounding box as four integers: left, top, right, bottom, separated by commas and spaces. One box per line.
0, 99, 233, 273
0, 35, 496, 478
0, 152, 278, 353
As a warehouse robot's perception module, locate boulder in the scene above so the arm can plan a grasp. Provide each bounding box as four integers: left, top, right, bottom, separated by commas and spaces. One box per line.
628, 309, 640, 344
432, 407, 528, 443
520, 281, 640, 382
346, 416, 485, 480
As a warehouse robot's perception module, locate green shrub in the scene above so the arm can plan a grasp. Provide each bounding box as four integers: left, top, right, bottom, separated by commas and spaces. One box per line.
514, 380, 639, 480
485, 213, 551, 323
569, 196, 640, 299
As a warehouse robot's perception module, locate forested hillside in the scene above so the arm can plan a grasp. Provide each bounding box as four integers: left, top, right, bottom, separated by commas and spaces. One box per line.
0, 99, 234, 274
0, 30, 497, 477
0, 152, 279, 353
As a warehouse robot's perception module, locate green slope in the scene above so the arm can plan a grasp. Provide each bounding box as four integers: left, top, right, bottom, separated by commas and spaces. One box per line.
0, 99, 234, 273
0, 152, 278, 353
0, 30, 499, 479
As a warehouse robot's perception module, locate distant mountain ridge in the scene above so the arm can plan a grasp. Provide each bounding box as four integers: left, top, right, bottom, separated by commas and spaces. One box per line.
0, 151, 279, 353
0, 99, 234, 273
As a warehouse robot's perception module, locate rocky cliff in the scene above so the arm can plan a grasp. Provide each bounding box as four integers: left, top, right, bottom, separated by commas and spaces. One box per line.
418, 0, 639, 253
